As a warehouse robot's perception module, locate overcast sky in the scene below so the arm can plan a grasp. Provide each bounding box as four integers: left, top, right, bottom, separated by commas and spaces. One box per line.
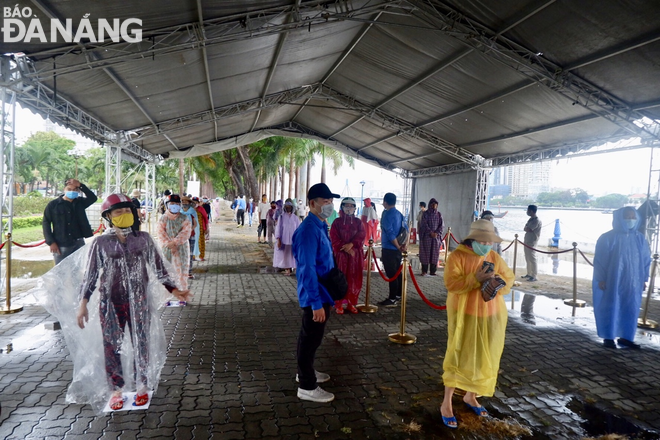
11, 103, 652, 198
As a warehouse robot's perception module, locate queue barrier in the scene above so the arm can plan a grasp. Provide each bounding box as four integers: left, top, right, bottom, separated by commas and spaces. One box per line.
0, 222, 105, 315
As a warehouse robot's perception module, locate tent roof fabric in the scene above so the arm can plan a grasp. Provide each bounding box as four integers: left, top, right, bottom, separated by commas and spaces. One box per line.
3, 0, 660, 174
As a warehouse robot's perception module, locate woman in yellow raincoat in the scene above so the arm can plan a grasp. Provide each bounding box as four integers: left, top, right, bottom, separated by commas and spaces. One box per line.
440, 219, 514, 429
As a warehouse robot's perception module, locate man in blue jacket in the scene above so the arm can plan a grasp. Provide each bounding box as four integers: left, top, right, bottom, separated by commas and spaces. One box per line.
292, 183, 340, 403
378, 192, 408, 307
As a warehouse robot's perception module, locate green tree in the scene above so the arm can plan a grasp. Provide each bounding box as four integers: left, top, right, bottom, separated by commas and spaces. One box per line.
593, 193, 629, 209
21, 131, 76, 195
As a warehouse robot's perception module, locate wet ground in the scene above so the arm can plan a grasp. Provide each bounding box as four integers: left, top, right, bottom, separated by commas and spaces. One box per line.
1, 212, 660, 439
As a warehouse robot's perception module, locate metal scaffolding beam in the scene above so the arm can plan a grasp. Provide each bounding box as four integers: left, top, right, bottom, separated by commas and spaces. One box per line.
21, 1, 410, 78
474, 167, 488, 221
408, 0, 660, 143
105, 138, 122, 195
0, 85, 16, 298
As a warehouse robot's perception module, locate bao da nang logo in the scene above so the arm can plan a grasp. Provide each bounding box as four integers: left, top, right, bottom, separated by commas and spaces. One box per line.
2, 5, 142, 43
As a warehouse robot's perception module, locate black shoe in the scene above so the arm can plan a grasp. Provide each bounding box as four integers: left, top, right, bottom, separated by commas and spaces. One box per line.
521, 275, 531, 280
603, 339, 616, 349
378, 298, 400, 307
617, 338, 641, 349
526, 277, 538, 282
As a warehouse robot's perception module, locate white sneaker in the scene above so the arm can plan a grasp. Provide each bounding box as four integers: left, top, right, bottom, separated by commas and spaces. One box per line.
297, 386, 335, 403
295, 370, 330, 384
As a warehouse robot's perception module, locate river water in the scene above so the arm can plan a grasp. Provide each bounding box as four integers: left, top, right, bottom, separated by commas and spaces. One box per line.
491, 207, 615, 245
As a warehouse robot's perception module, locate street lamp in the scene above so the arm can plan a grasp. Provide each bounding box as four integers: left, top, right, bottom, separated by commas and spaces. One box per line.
359, 181, 365, 216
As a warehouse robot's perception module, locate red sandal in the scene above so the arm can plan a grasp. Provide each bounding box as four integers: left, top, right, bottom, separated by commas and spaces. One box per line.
109, 394, 124, 410
135, 392, 149, 406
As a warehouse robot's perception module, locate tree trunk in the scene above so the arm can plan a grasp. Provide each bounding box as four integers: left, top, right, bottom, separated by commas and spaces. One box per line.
306, 161, 311, 197
280, 166, 285, 201
295, 166, 301, 200
236, 145, 259, 200
321, 147, 326, 183
288, 154, 295, 199
178, 158, 185, 195
222, 150, 247, 196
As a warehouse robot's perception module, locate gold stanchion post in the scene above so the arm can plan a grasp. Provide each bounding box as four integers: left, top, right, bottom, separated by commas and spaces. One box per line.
563, 242, 586, 313
638, 253, 658, 329
443, 226, 451, 265
357, 239, 378, 313
511, 234, 518, 309
388, 251, 417, 344
0, 233, 24, 315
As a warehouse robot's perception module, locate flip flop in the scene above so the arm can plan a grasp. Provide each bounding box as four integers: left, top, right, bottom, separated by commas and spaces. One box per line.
135, 392, 149, 406
465, 402, 488, 416
442, 415, 458, 429
109, 394, 124, 411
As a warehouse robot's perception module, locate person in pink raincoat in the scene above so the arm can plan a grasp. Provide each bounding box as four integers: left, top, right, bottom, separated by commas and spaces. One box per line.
156, 194, 192, 290
361, 197, 378, 246
330, 197, 366, 314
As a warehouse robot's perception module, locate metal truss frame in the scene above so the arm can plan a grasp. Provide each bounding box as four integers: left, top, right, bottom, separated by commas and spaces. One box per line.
473, 167, 488, 221
0, 86, 16, 297
408, 0, 660, 143
22, 1, 411, 78
1, 56, 160, 164
145, 163, 156, 212
105, 139, 122, 196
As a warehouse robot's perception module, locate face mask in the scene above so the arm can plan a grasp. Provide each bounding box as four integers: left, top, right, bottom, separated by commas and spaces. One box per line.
623, 219, 636, 230
169, 205, 181, 214
182, 204, 190, 210
319, 203, 334, 219
65, 191, 79, 199
203, 198, 208, 202
271, 205, 276, 210
112, 212, 134, 228
472, 242, 492, 256
343, 206, 356, 216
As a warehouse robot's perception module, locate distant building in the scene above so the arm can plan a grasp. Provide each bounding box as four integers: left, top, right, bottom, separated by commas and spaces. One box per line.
504, 162, 551, 199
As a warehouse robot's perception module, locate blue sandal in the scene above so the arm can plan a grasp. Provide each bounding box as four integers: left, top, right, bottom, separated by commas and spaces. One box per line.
465, 402, 488, 416
442, 415, 458, 429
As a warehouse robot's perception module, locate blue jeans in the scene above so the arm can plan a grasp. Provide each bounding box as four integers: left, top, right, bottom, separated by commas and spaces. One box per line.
53, 238, 85, 265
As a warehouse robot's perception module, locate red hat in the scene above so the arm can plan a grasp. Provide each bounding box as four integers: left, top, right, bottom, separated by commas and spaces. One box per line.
101, 193, 133, 217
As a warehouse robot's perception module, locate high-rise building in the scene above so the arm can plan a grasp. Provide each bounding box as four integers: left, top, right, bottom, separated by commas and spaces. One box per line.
505, 162, 551, 199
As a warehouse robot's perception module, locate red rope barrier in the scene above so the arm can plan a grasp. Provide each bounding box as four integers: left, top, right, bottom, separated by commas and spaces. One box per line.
517, 239, 573, 255
408, 266, 446, 310
0, 241, 4, 250
501, 240, 515, 252
578, 249, 594, 267
372, 255, 403, 282
12, 239, 46, 248
450, 233, 461, 244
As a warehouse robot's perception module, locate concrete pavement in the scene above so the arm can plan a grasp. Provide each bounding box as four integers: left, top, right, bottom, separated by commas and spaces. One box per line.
1, 214, 659, 439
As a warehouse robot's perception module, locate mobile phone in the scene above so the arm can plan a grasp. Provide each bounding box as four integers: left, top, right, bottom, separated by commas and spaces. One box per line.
481, 261, 494, 273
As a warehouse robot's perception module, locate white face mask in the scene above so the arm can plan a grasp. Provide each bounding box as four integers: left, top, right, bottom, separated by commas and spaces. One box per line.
343, 206, 356, 216
319, 203, 334, 219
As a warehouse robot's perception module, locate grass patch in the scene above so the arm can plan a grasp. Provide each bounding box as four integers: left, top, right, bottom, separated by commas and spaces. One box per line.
7, 225, 45, 245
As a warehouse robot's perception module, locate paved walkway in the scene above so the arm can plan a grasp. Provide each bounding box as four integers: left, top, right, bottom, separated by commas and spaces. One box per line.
1, 213, 660, 439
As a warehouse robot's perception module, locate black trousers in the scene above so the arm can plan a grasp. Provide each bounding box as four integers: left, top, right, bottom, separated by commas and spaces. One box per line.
381, 248, 402, 299
297, 304, 332, 390
258, 219, 267, 238
421, 263, 438, 275
237, 209, 245, 225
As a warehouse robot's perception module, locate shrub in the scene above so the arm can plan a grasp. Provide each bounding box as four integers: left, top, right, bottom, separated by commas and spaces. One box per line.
1, 215, 43, 230
12, 195, 55, 217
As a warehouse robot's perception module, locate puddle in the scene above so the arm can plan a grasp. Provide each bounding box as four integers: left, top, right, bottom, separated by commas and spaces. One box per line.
0, 324, 59, 353
567, 397, 660, 440
4, 259, 54, 279
504, 291, 660, 347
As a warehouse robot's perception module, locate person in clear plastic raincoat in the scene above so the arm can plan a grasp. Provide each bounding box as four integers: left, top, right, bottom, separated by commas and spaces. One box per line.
440, 219, 514, 429
592, 206, 651, 349
37, 193, 190, 413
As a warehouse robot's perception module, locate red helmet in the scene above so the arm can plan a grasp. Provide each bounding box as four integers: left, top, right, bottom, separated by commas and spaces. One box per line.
101, 193, 133, 217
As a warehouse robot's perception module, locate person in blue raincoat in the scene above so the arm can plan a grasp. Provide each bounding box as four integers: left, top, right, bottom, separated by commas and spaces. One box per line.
592, 206, 651, 349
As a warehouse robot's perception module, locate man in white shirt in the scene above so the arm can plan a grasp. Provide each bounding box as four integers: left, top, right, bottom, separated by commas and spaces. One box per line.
257, 194, 270, 243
